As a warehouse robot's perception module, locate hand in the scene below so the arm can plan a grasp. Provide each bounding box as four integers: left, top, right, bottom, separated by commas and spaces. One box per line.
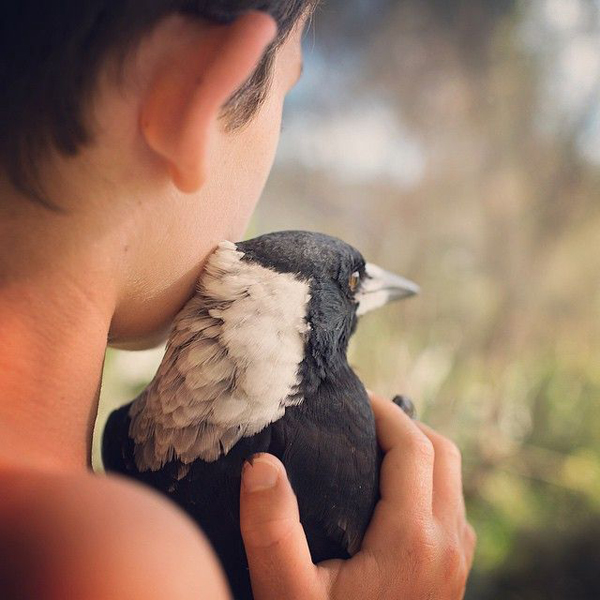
239, 392, 476, 600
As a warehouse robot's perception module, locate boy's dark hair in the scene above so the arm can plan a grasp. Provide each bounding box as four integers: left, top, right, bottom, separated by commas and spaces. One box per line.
0, 1, 317, 204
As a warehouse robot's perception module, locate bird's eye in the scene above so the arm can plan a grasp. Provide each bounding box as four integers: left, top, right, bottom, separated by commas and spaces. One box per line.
349, 271, 360, 292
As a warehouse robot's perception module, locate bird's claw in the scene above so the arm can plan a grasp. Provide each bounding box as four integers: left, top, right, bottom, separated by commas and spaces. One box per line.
392, 395, 417, 419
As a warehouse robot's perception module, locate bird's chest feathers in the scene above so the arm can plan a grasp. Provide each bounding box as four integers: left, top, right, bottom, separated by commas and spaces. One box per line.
128, 242, 312, 471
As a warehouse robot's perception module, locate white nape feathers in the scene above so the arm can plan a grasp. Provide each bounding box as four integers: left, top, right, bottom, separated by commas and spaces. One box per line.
128, 241, 311, 472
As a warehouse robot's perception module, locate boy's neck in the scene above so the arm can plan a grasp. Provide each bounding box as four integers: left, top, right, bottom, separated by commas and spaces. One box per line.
0, 273, 113, 472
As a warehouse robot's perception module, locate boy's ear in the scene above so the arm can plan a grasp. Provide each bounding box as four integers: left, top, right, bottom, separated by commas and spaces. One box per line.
140, 11, 277, 193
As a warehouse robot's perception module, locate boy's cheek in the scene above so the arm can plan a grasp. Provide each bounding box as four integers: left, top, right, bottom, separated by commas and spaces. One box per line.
205, 109, 284, 240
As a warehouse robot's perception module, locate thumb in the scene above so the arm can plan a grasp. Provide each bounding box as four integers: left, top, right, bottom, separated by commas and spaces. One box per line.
240, 453, 322, 600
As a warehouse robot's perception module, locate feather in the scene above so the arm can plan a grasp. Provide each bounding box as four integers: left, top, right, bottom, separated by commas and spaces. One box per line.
128, 241, 311, 470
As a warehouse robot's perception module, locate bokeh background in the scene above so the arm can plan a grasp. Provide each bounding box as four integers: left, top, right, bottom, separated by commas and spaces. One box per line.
94, 0, 600, 597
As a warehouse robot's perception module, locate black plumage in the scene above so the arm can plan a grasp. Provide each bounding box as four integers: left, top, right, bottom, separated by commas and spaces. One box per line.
102, 231, 418, 599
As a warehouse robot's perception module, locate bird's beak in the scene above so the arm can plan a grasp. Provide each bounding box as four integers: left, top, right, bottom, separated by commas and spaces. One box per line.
356, 263, 420, 316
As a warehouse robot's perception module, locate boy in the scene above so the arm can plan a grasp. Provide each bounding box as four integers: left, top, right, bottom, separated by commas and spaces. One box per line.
0, 2, 475, 598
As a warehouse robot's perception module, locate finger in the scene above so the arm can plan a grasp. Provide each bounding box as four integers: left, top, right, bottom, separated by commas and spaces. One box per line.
362, 394, 435, 551
239, 453, 322, 600
416, 423, 465, 526
369, 393, 434, 506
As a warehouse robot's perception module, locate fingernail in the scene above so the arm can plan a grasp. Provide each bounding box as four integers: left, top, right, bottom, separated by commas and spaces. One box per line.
243, 456, 279, 492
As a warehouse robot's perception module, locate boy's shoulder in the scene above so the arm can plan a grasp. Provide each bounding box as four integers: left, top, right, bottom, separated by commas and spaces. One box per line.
0, 466, 229, 600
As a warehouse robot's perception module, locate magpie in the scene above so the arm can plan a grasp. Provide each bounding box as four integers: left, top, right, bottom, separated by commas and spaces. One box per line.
102, 231, 419, 599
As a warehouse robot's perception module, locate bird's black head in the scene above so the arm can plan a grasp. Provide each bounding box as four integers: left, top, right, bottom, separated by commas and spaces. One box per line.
236, 231, 419, 382
237, 230, 366, 300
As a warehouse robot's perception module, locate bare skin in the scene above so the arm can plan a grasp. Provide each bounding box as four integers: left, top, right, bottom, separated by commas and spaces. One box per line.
0, 9, 475, 600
